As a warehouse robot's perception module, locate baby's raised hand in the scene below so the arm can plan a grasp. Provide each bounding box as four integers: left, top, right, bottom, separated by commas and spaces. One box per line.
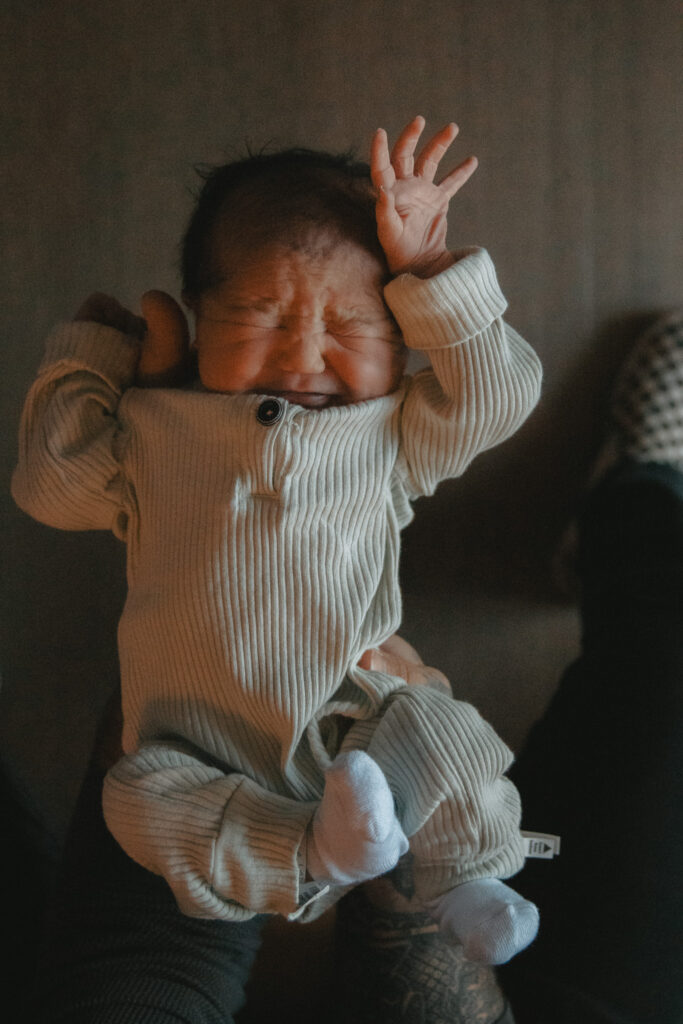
370, 116, 478, 278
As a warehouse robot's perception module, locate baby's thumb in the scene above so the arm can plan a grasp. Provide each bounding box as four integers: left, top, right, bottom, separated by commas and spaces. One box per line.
137, 290, 191, 386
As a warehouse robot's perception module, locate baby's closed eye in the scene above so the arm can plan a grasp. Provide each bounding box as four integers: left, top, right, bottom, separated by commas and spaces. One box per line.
327, 317, 400, 342
326, 317, 366, 335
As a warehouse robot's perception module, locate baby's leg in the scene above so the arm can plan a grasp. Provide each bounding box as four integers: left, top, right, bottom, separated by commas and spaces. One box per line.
427, 878, 539, 965
306, 750, 409, 886
104, 744, 319, 919
355, 685, 538, 964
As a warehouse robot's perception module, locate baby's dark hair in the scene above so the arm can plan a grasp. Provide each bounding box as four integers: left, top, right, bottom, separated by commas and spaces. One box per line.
181, 148, 383, 300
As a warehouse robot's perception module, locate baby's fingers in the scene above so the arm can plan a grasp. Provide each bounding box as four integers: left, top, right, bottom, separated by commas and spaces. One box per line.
390, 115, 426, 179
370, 128, 397, 192
414, 122, 460, 183
438, 154, 479, 199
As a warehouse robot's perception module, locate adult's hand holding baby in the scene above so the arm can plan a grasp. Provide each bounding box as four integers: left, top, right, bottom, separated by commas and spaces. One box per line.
371, 116, 478, 279
359, 634, 452, 695
74, 290, 191, 387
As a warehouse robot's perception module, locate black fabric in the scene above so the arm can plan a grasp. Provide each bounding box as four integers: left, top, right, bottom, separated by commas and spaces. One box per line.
2, 761, 59, 1019
32, 760, 265, 1023
501, 462, 683, 1023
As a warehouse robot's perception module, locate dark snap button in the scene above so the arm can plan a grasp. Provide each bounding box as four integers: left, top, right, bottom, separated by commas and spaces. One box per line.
256, 398, 283, 425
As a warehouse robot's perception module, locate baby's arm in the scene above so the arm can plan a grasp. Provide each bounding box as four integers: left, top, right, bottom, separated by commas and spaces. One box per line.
387, 250, 542, 493
103, 744, 319, 920
12, 291, 193, 531
371, 118, 542, 495
11, 301, 140, 532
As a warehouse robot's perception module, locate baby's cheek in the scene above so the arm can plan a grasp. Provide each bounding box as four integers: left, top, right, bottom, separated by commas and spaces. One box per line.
370, 348, 406, 392
350, 357, 401, 400
197, 339, 264, 393
196, 352, 239, 393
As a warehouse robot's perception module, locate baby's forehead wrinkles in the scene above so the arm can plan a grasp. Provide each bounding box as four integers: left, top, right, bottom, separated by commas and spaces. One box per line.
240, 297, 279, 313
327, 306, 385, 324
208, 295, 279, 315
205, 278, 388, 323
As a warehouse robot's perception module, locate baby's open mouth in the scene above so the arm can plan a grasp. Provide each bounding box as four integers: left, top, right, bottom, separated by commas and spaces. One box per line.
268, 391, 338, 409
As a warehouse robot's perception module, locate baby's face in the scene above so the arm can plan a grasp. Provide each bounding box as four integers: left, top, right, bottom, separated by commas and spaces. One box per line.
191, 234, 406, 408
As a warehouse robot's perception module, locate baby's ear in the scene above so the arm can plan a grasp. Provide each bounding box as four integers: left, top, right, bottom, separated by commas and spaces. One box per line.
137, 291, 191, 387
181, 292, 199, 349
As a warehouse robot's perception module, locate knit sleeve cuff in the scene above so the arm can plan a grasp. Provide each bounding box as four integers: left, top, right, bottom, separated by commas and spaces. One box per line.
39, 321, 140, 391
212, 780, 319, 917
384, 247, 508, 350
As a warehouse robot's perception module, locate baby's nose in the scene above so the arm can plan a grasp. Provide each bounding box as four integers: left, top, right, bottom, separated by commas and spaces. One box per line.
276, 328, 326, 374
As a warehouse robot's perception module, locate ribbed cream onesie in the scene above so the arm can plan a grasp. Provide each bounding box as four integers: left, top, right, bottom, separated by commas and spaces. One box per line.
12, 248, 543, 923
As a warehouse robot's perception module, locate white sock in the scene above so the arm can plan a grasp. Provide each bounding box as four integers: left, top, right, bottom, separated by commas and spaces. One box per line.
306, 751, 409, 886
427, 878, 539, 965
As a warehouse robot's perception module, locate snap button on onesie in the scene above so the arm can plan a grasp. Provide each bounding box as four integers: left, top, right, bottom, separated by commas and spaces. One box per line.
256, 398, 284, 425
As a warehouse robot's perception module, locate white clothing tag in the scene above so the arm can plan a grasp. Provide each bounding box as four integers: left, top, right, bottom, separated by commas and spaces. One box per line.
522, 830, 561, 859
287, 883, 331, 921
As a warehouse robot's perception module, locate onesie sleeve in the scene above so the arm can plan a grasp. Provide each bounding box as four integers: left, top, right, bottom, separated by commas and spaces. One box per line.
384, 248, 543, 499
11, 321, 138, 534
103, 745, 330, 921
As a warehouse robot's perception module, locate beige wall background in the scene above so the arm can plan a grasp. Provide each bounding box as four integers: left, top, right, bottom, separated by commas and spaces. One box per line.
1, 0, 682, 844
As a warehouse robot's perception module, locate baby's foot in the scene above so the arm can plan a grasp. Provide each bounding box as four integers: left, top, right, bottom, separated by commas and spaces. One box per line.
427, 878, 539, 965
306, 750, 409, 886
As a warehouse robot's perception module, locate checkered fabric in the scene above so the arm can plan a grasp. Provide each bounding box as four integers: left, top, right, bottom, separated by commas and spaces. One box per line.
612, 312, 683, 467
